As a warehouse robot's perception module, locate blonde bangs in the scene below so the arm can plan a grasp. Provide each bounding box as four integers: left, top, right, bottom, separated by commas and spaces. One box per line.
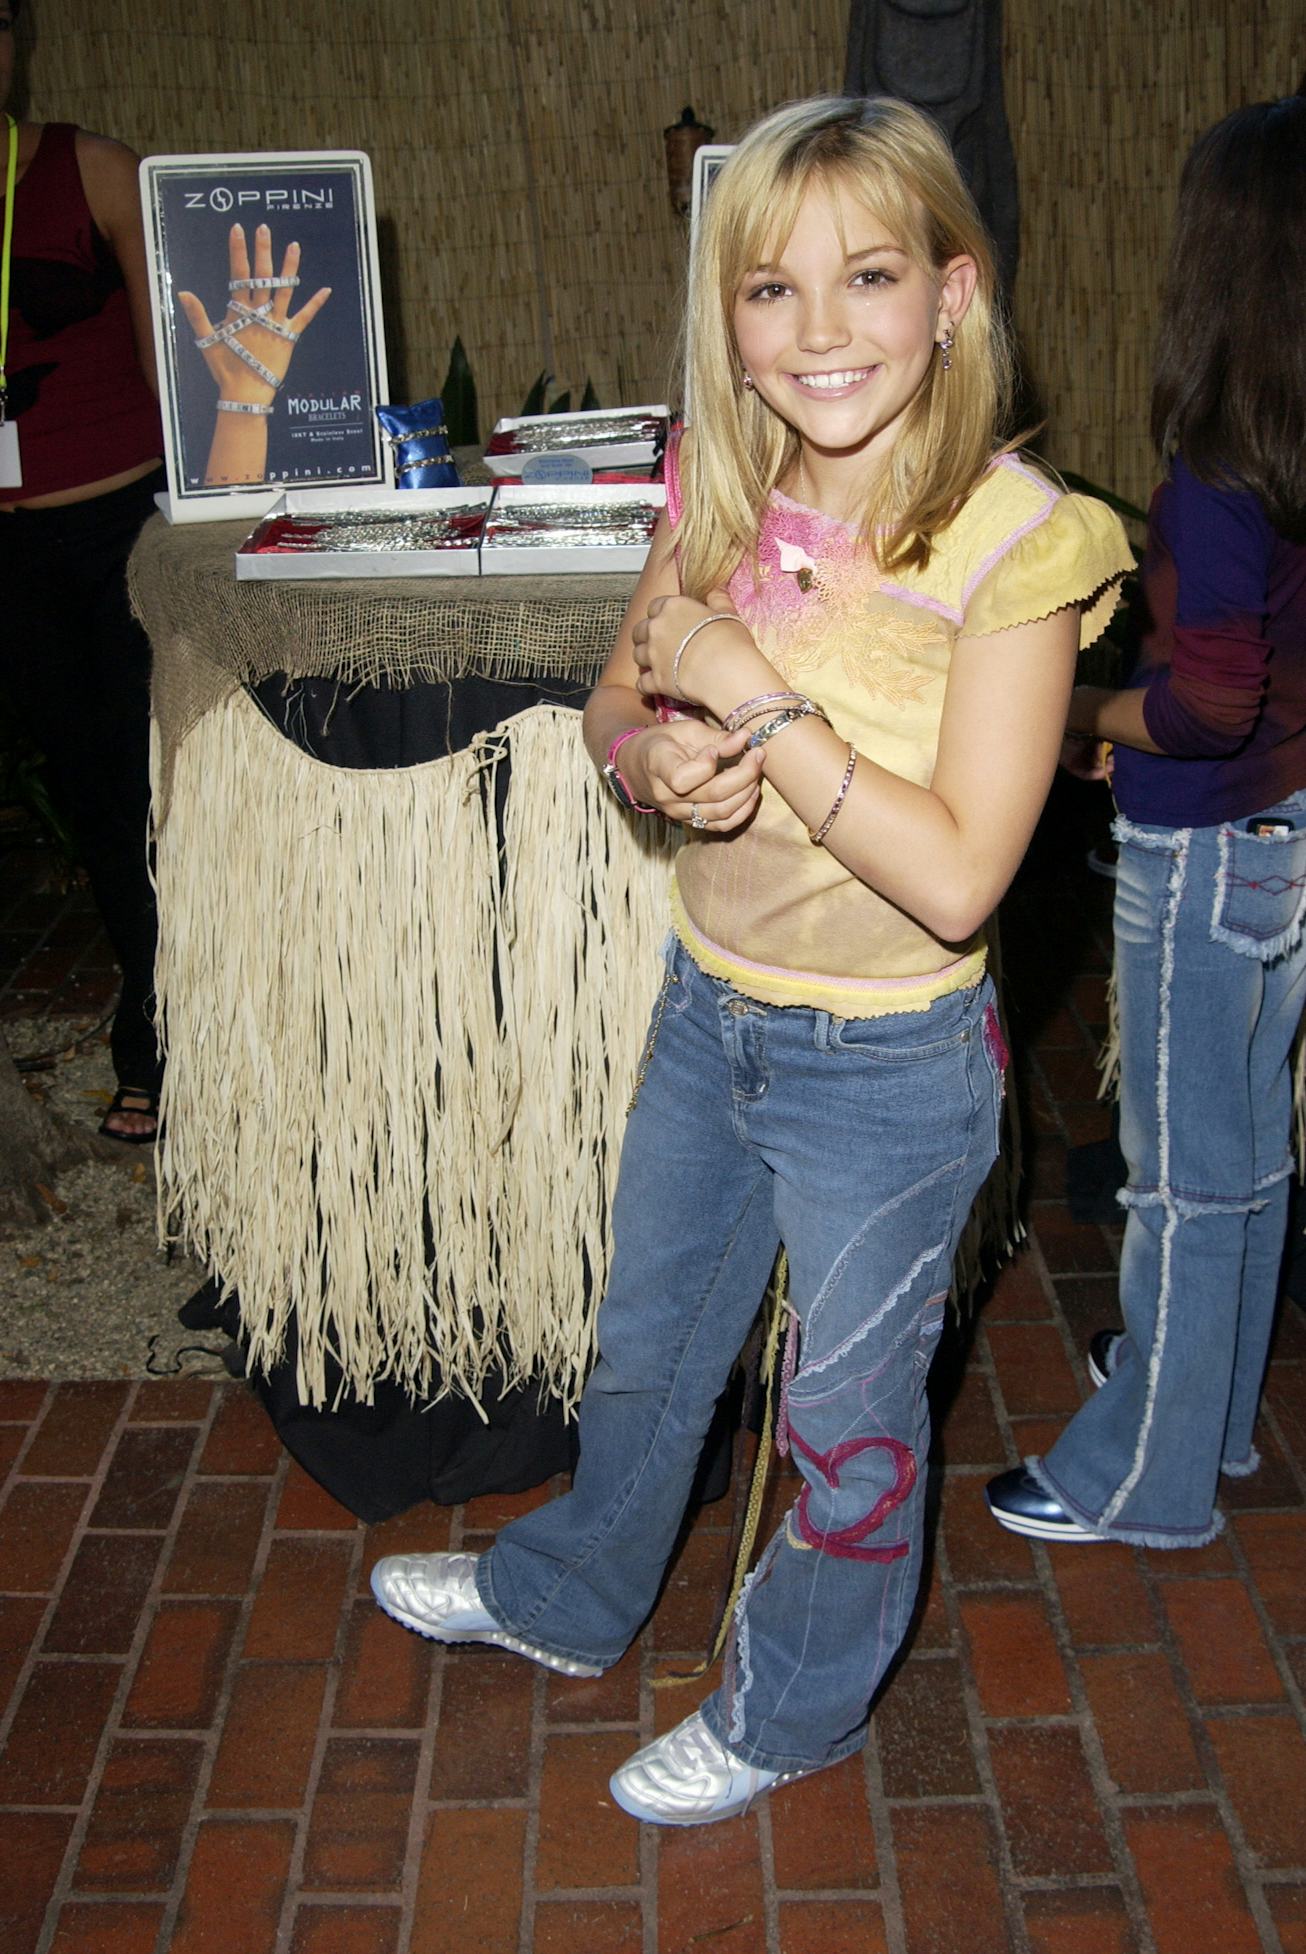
676, 96, 1013, 598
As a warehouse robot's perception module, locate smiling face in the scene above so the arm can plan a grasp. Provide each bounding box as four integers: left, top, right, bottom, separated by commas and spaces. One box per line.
732, 177, 975, 492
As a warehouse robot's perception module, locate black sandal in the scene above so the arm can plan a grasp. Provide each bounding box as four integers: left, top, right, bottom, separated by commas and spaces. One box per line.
99, 1084, 160, 1146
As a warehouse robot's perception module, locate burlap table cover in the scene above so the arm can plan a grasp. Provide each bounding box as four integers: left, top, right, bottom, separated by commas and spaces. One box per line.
130, 515, 680, 1411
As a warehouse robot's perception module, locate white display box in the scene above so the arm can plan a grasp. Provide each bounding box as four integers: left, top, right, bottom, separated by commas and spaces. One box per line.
235, 485, 490, 579
480, 484, 666, 576
483, 406, 669, 479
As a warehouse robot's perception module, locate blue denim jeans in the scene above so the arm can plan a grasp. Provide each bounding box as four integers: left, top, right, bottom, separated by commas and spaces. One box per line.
477, 938, 1003, 1774
1039, 793, 1306, 1546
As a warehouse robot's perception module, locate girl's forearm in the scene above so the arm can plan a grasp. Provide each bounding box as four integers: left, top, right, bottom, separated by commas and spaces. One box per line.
1066, 684, 1164, 754
582, 684, 657, 782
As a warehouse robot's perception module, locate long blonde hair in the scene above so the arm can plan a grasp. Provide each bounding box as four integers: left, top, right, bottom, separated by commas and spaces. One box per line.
677, 97, 1014, 597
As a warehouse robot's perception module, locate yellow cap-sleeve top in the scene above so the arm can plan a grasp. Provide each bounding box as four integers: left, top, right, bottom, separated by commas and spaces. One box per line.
670, 453, 1133, 1014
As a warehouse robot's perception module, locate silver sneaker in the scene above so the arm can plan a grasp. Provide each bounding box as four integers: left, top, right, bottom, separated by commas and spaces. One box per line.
609, 1709, 820, 1826
369, 1550, 603, 1678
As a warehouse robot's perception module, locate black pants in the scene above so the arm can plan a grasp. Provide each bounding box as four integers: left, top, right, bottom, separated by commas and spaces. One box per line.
0, 468, 164, 1091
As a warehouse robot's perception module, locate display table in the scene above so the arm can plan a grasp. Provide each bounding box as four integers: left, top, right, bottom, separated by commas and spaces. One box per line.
130, 515, 680, 1456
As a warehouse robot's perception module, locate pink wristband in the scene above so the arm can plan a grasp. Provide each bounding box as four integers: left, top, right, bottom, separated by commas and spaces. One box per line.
602, 728, 658, 813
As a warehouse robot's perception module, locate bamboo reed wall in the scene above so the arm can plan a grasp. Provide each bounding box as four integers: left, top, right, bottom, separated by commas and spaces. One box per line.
18, 0, 1303, 508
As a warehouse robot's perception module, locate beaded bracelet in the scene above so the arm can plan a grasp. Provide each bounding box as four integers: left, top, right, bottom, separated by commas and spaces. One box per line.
722, 690, 808, 733
809, 744, 857, 845
744, 699, 830, 749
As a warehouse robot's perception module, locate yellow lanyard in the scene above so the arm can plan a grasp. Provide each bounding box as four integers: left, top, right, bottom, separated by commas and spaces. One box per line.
0, 114, 17, 421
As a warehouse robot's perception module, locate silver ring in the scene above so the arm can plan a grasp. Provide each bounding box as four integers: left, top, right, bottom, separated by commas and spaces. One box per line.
689, 805, 708, 830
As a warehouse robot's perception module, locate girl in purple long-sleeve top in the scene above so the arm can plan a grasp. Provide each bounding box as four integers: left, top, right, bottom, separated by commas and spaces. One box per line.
988, 95, 1306, 1548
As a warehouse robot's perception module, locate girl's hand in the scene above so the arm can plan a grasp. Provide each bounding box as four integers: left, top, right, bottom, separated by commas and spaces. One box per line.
628, 719, 765, 832
630, 588, 755, 706
1058, 732, 1108, 782
178, 223, 331, 407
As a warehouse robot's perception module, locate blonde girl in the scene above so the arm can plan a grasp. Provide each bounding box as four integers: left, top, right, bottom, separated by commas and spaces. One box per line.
372, 97, 1131, 1827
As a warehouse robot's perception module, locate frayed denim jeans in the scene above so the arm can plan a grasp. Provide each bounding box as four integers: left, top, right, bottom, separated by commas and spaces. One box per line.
1039, 792, 1306, 1546
477, 937, 1003, 1774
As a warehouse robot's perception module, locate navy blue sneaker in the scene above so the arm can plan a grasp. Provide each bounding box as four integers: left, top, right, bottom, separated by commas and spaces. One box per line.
1086, 1330, 1122, 1389
984, 1467, 1106, 1543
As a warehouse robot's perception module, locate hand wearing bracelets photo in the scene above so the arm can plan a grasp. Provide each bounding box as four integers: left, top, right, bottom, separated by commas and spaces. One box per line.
176, 221, 331, 486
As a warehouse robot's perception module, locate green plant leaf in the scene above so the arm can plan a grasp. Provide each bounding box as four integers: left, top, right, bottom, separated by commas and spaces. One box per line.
580, 378, 601, 412
520, 372, 551, 416
440, 336, 479, 448
1059, 471, 1149, 527
549, 390, 571, 415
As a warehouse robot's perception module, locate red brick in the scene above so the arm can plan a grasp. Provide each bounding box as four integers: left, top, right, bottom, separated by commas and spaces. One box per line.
170, 1818, 296, 1954
1046, 1541, 1158, 1648
652, 1525, 731, 1652
127, 1378, 216, 1424
1220, 1418, 1304, 1509
652, 1657, 723, 1738
1124, 1806, 1261, 1954
123, 1598, 241, 1728
411, 1809, 525, 1954
545, 1642, 640, 1725
290, 1906, 401, 1954
1263, 1363, 1306, 1475
942, 1471, 1038, 1584
1160, 1578, 1284, 1705
657, 1807, 767, 1954
334, 1598, 433, 1729
912, 1555, 952, 1651
935, 1368, 1006, 1467
47, 1902, 167, 1954
536, 1730, 641, 1890
0, 1593, 44, 1715
1234, 1511, 1306, 1636
1268, 1886, 1306, 1954
534, 1900, 642, 1954
1147, 1529, 1236, 1577
163, 1478, 271, 1594
21, 1381, 128, 1477
0, 1480, 88, 1590
0, 1812, 74, 1954
1078, 1649, 1203, 1793
985, 1322, 1083, 1417
894, 1805, 1008, 1954
43, 1533, 161, 1654
198, 1387, 282, 1475
0, 1659, 120, 1803
207, 1662, 328, 1809
427, 1644, 534, 1799
1029, 1208, 1119, 1277
988, 1725, 1113, 1877
0, 1421, 25, 1481
275, 1462, 361, 1531
462, 1475, 559, 1531
90, 1426, 199, 1530
0, 1379, 48, 1420
75, 1736, 203, 1890
301, 1737, 419, 1891
874, 1654, 978, 1799
960, 1593, 1071, 1717
777, 1900, 889, 1953
984, 1252, 1053, 1320
1022, 1889, 1137, 1954
357, 1506, 452, 1591
242, 1537, 352, 1660
1025, 1134, 1070, 1200
1052, 1277, 1123, 1362
1206, 1712, 1306, 1867
769, 1752, 876, 1889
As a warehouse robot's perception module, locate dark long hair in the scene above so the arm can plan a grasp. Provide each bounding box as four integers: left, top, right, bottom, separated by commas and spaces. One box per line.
1151, 96, 1306, 539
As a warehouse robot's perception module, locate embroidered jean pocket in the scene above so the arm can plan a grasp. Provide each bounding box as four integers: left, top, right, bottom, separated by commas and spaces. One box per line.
1213, 821, 1306, 961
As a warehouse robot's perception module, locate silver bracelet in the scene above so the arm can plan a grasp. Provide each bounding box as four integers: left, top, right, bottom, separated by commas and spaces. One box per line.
229, 275, 300, 291
221, 334, 282, 389
670, 610, 742, 697
744, 699, 830, 749
232, 303, 298, 343
216, 398, 273, 416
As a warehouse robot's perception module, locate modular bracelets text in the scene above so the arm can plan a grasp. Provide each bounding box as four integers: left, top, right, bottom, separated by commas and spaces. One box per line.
809, 743, 858, 845
744, 699, 830, 749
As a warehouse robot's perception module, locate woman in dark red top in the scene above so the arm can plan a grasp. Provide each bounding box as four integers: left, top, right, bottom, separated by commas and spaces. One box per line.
1, 0, 164, 1139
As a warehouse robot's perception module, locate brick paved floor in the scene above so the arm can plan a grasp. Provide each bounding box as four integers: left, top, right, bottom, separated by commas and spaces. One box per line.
1, 805, 1305, 1953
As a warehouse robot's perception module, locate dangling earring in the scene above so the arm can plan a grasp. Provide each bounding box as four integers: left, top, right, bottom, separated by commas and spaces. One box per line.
741, 372, 755, 390
937, 329, 954, 372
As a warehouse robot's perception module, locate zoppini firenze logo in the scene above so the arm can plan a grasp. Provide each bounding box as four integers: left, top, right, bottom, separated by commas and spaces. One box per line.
182, 185, 336, 212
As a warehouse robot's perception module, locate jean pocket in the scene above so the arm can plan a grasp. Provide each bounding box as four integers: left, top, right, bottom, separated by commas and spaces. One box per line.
828, 991, 971, 1064
1213, 820, 1306, 961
